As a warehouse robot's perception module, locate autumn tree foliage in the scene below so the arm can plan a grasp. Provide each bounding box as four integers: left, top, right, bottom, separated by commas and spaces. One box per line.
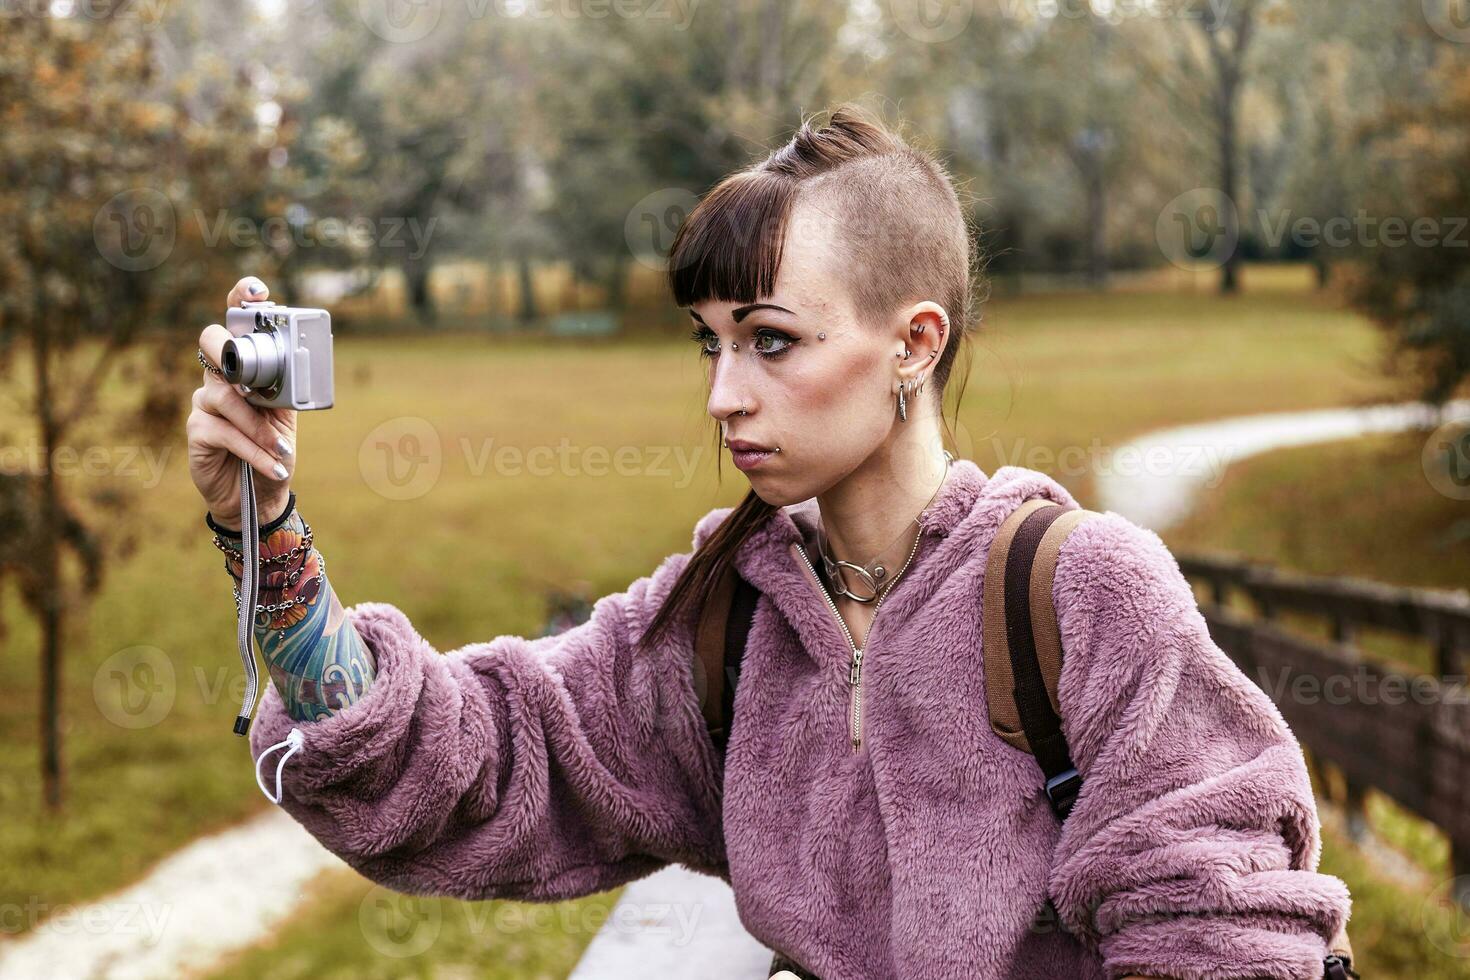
0, 5, 271, 808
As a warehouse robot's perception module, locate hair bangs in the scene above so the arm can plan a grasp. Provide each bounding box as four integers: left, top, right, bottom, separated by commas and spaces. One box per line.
667, 171, 796, 310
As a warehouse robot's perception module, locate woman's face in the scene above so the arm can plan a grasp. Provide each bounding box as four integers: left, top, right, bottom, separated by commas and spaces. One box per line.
689, 202, 947, 506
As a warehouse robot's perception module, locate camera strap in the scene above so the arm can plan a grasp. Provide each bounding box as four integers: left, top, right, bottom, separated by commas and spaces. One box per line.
233, 456, 262, 736
230, 457, 310, 804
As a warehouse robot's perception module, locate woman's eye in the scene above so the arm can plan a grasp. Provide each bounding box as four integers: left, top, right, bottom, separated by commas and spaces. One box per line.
689, 328, 719, 358
752, 330, 795, 357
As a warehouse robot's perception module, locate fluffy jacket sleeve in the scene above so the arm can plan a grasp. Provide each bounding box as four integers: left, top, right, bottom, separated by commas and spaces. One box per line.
245, 542, 727, 903
1045, 511, 1352, 980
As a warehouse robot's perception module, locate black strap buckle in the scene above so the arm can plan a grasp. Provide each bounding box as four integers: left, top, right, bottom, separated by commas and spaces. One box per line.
1044, 767, 1082, 819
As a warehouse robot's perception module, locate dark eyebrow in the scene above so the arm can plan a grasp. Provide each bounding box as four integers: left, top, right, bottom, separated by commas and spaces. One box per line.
688, 303, 794, 326
732, 303, 794, 322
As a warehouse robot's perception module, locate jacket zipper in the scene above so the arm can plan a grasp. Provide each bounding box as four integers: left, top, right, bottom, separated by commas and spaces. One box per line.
791, 538, 915, 751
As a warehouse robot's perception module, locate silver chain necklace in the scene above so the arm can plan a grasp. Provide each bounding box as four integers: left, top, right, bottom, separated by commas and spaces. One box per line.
817, 450, 954, 604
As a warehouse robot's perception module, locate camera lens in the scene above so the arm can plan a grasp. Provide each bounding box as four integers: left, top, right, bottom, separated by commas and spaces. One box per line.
220, 332, 285, 389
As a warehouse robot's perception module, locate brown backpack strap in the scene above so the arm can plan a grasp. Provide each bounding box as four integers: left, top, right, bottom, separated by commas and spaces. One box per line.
984, 499, 1094, 751
1027, 506, 1095, 712
695, 564, 738, 737
984, 498, 1097, 819
694, 563, 760, 762
1326, 924, 1356, 976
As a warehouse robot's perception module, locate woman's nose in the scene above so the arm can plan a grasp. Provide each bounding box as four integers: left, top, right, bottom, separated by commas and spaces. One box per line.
705, 354, 752, 421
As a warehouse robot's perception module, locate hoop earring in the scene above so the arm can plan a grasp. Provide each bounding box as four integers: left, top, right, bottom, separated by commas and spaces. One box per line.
896, 371, 930, 422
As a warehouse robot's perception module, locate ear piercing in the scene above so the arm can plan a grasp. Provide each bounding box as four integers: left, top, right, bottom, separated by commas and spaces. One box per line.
818, 332, 826, 340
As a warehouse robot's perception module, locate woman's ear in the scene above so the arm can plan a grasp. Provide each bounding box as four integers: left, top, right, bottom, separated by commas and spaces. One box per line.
894, 301, 949, 389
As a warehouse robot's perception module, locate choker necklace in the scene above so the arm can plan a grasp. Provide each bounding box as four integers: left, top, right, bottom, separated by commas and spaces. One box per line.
817, 450, 955, 604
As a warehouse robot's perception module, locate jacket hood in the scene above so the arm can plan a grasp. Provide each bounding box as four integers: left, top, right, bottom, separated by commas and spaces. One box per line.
692, 458, 1083, 555
693, 457, 1081, 596
687, 458, 1081, 675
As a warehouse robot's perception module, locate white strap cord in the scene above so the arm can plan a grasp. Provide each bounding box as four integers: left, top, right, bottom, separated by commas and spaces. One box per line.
255, 727, 305, 804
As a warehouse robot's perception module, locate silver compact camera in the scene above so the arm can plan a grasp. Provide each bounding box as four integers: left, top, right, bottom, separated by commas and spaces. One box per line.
222, 301, 335, 410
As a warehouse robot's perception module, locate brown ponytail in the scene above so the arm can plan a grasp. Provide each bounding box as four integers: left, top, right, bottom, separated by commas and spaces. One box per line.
636, 101, 981, 652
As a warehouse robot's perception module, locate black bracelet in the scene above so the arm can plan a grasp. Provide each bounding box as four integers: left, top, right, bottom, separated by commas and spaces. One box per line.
206, 490, 297, 539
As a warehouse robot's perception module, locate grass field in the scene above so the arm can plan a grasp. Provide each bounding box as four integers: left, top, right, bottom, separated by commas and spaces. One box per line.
2, 265, 1463, 976
205, 870, 622, 980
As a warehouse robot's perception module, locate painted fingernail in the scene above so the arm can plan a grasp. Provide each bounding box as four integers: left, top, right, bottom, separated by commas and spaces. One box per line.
272, 462, 288, 480
248, 279, 266, 295
276, 436, 293, 457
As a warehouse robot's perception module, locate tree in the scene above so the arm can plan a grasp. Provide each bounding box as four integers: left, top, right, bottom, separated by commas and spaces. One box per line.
1347, 54, 1470, 408
0, 4, 269, 808
259, 0, 533, 327
1261, 0, 1443, 287
1122, 0, 1266, 293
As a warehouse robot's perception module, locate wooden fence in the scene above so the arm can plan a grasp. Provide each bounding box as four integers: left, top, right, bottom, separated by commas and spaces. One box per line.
1178, 552, 1470, 903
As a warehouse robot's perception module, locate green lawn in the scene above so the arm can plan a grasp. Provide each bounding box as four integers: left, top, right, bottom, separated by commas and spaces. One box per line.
4, 267, 1458, 976
204, 869, 621, 980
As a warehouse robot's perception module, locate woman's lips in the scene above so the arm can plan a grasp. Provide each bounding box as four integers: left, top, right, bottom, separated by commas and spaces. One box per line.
730, 448, 776, 471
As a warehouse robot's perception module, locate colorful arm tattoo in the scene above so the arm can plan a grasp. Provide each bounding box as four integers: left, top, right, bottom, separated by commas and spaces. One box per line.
215, 508, 377, 722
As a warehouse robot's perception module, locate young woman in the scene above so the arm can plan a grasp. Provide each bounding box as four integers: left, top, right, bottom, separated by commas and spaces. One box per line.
188, 105, 1352, 979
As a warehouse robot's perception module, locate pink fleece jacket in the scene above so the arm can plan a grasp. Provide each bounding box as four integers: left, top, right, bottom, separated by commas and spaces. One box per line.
247, 458, 1351, 979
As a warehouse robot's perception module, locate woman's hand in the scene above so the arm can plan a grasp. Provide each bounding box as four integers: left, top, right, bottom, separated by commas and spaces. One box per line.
188, 276, 296, 530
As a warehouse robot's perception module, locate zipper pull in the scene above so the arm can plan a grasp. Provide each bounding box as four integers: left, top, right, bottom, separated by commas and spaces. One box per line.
849, 647, 863, 686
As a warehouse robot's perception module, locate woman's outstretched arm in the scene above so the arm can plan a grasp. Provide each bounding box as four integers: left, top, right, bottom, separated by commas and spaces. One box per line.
1045, 512, 1351, 980
211, 499, 376, 720
237, 510, 728, 903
